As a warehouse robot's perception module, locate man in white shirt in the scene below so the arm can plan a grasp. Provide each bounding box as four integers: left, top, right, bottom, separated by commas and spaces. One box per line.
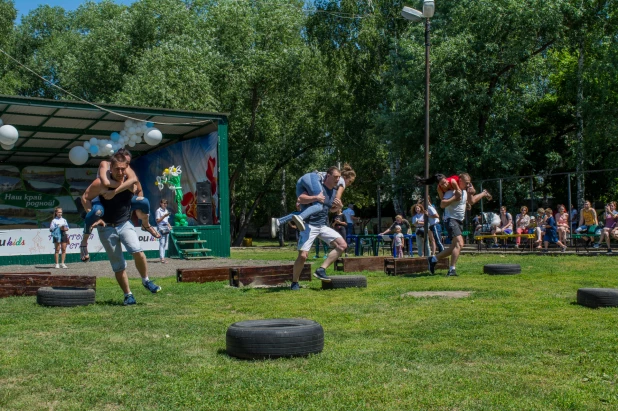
427, 174, 491, 276
342, 204, 359, 236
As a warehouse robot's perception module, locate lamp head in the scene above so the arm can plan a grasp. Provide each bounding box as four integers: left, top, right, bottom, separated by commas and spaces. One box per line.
401, 6, 423, 22
423, 0, 435, 18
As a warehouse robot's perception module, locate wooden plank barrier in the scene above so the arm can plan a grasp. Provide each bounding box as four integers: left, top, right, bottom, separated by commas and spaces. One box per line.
334, 256, 387, 273
384, 257, 450, 275
177, 267, 230, 283
177, 264, 312, 287
0, 273, 96, 298
230, 264, 312, 287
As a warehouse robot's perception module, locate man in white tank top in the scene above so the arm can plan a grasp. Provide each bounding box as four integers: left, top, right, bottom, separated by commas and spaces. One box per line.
428, 174, 491, 276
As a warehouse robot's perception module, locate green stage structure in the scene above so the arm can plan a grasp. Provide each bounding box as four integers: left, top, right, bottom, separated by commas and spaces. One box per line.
0, 95, 230, 265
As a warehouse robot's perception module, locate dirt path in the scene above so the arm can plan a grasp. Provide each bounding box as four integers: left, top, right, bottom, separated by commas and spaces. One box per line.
0, 257, 298, 279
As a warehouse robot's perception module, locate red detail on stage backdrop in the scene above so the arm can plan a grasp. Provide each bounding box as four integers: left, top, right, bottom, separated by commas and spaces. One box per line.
206, 156, 217, 196
181, 192, 197, 220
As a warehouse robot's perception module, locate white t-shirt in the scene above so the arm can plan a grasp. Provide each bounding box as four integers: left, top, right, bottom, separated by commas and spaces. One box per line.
50, 217, 68, 231
443, 190, 467, 221
342, 207, 355, 224
156, 207, 170, 228
427, 204, 439, 225
317, 171, 345, 189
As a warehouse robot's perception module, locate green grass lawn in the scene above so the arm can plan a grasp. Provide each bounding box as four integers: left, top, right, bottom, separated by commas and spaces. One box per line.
1, 251, 618, 410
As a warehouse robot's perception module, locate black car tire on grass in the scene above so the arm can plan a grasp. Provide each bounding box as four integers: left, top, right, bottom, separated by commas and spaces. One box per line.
577, 288, 618, 308
226, 319, 324, 360
321, 275, 367, 290
483, 264, 521, 275
36, 287, 96, 307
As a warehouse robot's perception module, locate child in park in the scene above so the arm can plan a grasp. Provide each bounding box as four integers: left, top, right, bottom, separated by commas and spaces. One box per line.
271, 164, 356, 236
50, 207, 69, 269
394, 225, 404, 258
416, 173, 492, 201
543, 208, 568, 252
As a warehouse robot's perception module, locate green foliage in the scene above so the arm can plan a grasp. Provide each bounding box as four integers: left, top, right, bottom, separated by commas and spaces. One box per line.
2, 0, 618, 231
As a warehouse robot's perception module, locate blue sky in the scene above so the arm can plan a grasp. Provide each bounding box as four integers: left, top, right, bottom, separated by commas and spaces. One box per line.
15, 0, 135, 23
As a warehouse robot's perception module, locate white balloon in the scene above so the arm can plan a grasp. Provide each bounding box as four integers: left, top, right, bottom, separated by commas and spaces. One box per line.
89, 137, 98, 146
1, 142, 14, 150
125, 119, 133, 128
128, 141, 136, 147
140, 124, 148, 132
104, 143, 112, 150
144, 128, 163, 146
69, 146, 89, 165
128, 126, 136, 134
120, 130, 127, 136
0, 119, 3, 126
0, 125, 19, 145
83, 142, 91, 150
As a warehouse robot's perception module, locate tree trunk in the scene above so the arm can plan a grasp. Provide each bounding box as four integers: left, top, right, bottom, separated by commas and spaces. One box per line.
575, 37, 585, 209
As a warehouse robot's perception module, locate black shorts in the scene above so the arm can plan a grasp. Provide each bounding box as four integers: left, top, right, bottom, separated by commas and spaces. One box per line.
446, 218, 463, 239
53, 233, 68, 243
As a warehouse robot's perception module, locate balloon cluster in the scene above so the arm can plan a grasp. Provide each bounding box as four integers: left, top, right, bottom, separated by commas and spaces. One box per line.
0, 119, 19, 150
69, 119, 164, 166
156, 166, 188, 226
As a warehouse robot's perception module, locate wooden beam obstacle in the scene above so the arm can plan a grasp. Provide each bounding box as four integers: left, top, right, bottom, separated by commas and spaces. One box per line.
334, 256, 388, 273
0, 273, 96, 298
384, 257, 450, 275
177, 264, 312, 287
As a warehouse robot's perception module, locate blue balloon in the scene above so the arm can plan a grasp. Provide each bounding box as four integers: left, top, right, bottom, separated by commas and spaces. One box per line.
89, 145, 99, 155
146, 122, 154, 128
110, 132, 120, 142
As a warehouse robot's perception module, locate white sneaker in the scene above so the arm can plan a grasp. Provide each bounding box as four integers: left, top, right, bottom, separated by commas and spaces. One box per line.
61, 264, 68, 269
55, 264, 60, 269
292, 215, 306, 232
270, 218, 280, 238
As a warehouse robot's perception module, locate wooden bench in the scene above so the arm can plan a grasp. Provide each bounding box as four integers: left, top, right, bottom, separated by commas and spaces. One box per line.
230, 264, 312, 287
384, 257, 449, 275
0, 273, 96, 298
334, 256, 387, 272
177, 264, 312, 287
474, 234, 536, 252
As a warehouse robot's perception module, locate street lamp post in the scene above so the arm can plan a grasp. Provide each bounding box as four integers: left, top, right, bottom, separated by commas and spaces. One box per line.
402, 1, 434, 257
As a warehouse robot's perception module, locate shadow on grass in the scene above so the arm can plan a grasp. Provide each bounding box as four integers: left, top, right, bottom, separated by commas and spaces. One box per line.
237, 286, 292, 294
401, 272, 439, 278
96, 299, 126, 306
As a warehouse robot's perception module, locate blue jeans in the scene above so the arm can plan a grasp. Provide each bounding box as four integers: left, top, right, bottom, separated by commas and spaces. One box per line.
159, 233, 169, 260
279, 172, 323, 224
430, 224, 444, 253
84, 196, 151, 234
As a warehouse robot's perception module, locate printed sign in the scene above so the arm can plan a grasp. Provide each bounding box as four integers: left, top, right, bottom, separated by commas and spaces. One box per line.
1, 191, 59, 209
0, 228, 161, 257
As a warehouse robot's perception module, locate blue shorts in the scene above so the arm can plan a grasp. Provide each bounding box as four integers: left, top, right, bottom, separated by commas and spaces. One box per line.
97, 221, 143, 273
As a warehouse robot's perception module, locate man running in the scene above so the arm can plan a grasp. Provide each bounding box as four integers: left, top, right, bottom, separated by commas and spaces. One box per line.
82, 152, 161, 305
427, 175, 491, 276
290, 166, 346, 290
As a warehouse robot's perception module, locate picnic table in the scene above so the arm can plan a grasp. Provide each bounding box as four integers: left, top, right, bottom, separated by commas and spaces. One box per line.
347, 234, 415, 257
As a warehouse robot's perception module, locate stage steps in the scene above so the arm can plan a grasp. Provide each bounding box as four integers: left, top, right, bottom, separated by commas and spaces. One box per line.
170, 229, 211, 260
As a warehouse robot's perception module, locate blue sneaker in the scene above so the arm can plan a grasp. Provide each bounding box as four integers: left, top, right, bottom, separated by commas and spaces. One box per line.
427, 256, 437, 274
446, 268, 458, 277
123, 294, 136, 305
143, 280, 162, 293
313, 268, 331, 282
290, 282, 301, 291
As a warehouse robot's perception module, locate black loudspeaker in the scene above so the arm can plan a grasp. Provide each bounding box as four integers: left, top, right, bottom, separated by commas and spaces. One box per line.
196, 203, 213, 225
196, 181, 211, 204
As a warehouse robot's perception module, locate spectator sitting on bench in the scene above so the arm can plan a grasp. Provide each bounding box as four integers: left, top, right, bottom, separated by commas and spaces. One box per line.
491, 206, 513, 247
575, 200, 598, 244
533, 208, 546, 248
570, 205, 578, 232
543, 208, 567, 252
555, 204, 570, 245
593, 203, 616, 252
514, 206, 530, 249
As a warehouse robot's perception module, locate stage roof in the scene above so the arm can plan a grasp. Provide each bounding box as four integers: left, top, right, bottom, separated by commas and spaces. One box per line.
0, 95, 227, 167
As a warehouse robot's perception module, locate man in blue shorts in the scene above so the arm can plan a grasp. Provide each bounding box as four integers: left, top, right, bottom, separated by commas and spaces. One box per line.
290, 166, 346, 290
83, 152, 161, 305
